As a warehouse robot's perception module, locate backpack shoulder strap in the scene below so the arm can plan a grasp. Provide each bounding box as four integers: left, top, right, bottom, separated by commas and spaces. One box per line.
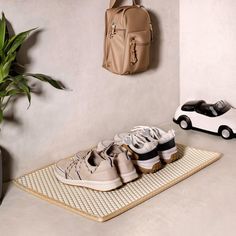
109, 0, 137, 8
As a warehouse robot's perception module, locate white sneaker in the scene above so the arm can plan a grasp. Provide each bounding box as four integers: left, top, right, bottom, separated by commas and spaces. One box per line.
113, 132, 162, 173
132, 126, 178, 164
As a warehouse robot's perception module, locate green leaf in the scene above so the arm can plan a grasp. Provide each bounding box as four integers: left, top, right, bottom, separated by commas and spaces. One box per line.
4, 28, 36, 55
25, 73, 64, 89
0, 88, 24, 97
20, 82, 31, 105
0, 12, 6, 50
0, 66, 3, 82
0, 90, 6, 97
0, 52, 16, 81
12, 75, 31, 104
6, 89, 23, 96
0, 78, 11, 91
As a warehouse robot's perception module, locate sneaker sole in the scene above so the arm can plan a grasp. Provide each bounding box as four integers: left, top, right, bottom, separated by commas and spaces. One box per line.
136, 161, 163, 174
159, 147, 178, 164
165, 152, 179, 164
120, 169, 139, 183
132, 156, 162, 174
54, 170, 123, 191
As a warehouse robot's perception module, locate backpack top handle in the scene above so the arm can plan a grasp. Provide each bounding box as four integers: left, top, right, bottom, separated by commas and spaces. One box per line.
109, 0, 137, 8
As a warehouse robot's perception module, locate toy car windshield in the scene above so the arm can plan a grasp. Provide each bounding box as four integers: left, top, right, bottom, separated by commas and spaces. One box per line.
196, 100, 231, 117
213, 100, 231, 116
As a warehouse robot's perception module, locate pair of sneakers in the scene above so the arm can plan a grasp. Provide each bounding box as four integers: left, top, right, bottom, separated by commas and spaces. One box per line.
106, 126, 178, 173
54, 143, 138, 191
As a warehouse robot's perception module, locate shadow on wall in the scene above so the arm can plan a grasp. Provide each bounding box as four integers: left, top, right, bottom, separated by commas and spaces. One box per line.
148, 10, 161, 70
6, 17, 44, 73
18, 30, 44, 68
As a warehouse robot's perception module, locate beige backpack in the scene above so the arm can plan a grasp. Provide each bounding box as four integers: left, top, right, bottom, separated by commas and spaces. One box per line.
103, 0, 153, 75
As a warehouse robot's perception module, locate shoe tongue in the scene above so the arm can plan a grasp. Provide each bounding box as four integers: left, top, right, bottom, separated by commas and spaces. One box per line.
97, 140, 114, 152
99, 145, 119, 168
102, 143, 123, 159
101, 151, 111, 160
123, 136, 132, 145
86, 150, 105, 167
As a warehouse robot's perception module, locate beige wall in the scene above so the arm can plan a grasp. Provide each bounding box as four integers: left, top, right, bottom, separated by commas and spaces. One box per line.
180, 0, 236, 105
0, 0, 179, 180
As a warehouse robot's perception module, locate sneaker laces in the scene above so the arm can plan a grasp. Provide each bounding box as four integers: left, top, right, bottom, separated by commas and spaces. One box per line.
132, 125, 162, 140
65, 158, 79, 179
123, 132, 155, 148
132, 125, 175, 142
65, 151, 90, 177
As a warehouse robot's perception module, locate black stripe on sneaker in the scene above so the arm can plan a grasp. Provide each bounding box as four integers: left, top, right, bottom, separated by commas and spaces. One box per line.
158, 138, 176, 152
132, 147, 159, 161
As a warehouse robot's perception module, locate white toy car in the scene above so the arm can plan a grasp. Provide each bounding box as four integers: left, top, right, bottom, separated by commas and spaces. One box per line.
173, 100, 236, 139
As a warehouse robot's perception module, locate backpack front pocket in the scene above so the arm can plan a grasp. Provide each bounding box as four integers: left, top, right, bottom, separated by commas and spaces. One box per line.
105, 26, 126, 74
123, 30, 151, 74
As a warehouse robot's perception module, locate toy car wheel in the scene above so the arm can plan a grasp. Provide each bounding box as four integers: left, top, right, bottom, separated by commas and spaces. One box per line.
219, 126, 233, 139
179, 116, 192, 130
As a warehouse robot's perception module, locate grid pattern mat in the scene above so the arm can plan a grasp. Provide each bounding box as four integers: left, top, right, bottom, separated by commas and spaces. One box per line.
14, 144, 221, 222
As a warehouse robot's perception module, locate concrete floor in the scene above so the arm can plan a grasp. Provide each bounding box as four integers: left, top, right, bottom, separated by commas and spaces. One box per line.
0, 125, 236, 236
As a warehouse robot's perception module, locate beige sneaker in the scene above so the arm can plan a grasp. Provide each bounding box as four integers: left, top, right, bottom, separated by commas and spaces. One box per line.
98, 141, 138, 183
54, 150, 122, 191
99, 137, 162, 174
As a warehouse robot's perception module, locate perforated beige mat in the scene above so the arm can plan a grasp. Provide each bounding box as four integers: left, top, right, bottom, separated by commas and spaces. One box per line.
14, 144, 221, 222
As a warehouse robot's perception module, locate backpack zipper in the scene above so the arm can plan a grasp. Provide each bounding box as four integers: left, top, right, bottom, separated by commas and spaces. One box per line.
109, 23, 126, 38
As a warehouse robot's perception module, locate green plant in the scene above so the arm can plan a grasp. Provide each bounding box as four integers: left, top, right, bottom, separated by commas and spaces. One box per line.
0, 12, 64, 123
